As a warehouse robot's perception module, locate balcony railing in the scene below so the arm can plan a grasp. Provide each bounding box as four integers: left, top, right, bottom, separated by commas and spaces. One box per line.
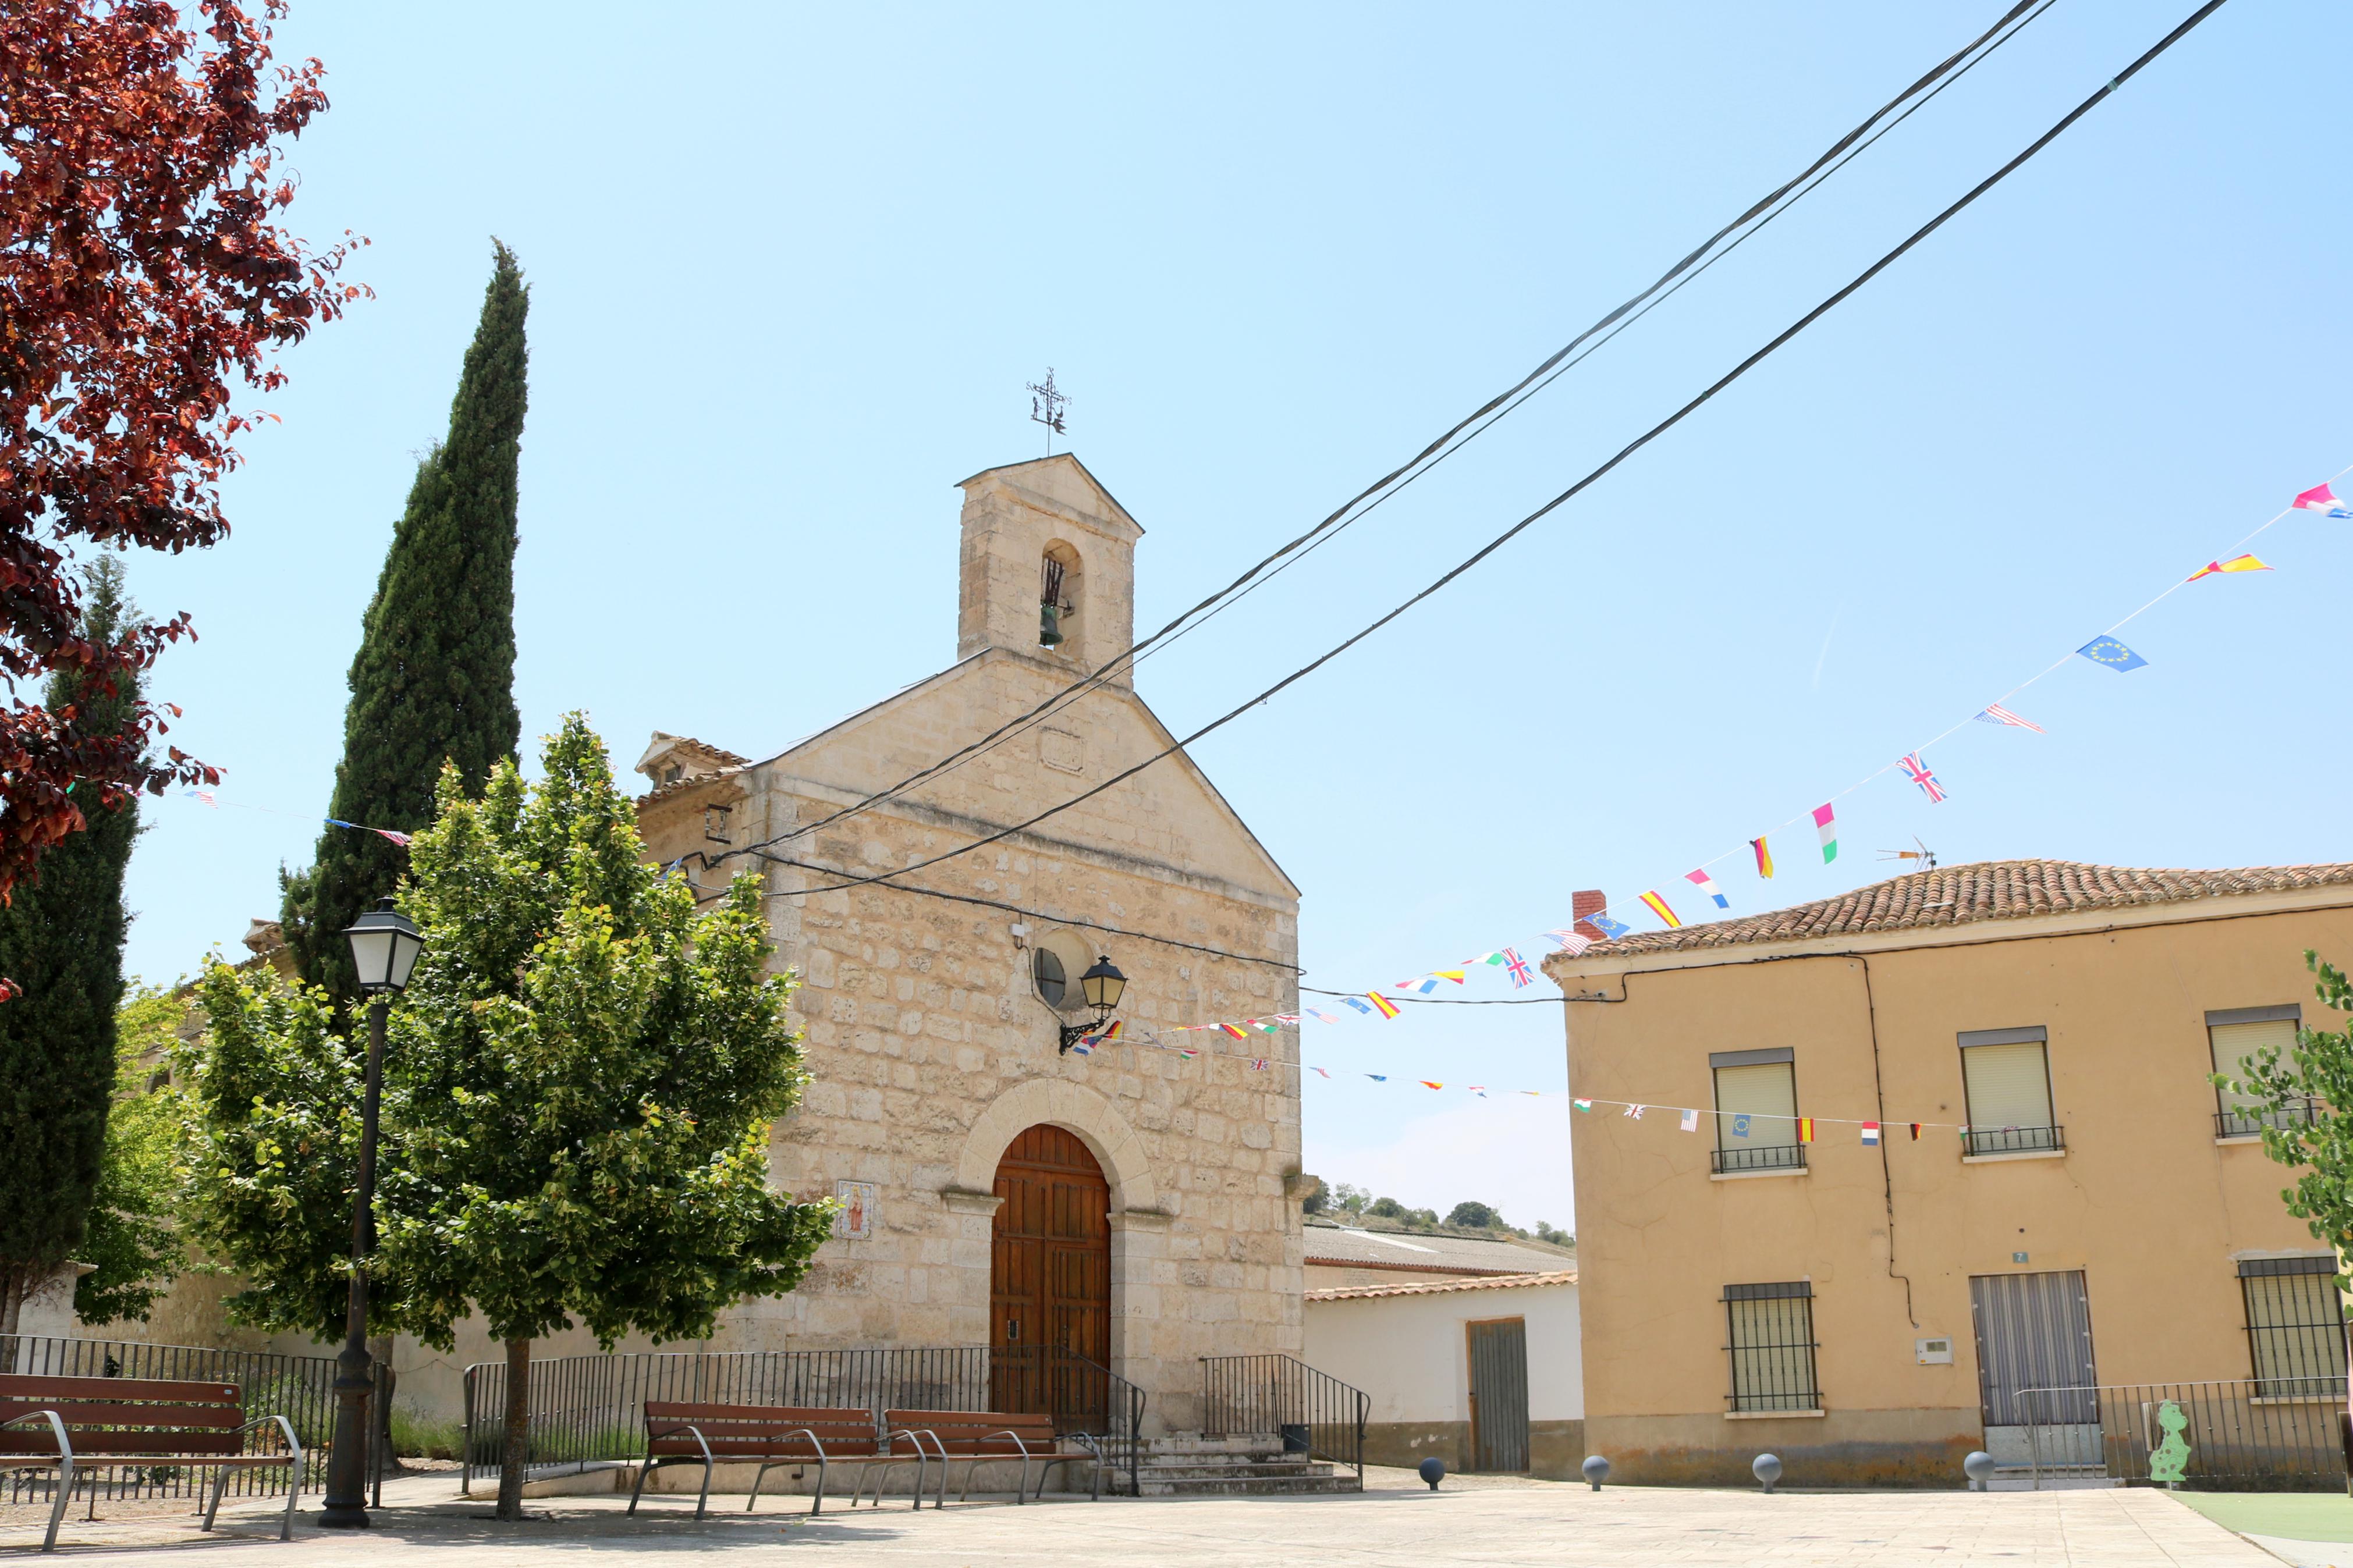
1711, 1143, 1807, 1175
1963, 1123, 2065, 1157
2217, 1098, 2321, 1140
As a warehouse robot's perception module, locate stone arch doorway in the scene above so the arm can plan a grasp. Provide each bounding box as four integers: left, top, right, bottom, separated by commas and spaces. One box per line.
991, 1124, 1112, 1407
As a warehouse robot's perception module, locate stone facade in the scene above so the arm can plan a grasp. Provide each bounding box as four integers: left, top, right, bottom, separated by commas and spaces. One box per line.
630, 455, 1306, 1431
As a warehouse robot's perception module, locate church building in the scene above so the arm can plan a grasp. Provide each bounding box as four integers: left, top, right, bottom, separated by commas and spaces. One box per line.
630, 454, 1307, 1432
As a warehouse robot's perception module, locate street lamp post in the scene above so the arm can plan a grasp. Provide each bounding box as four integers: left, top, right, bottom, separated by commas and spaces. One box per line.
1056, 955, 1127, 1053
318, 898, 424, 1531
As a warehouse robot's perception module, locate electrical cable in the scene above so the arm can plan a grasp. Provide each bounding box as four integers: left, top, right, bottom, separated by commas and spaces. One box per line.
762, 0, 2231, 902
703, 0, 2054, 871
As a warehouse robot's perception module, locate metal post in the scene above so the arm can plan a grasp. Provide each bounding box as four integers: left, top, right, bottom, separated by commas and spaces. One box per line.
320, 998, 388, 1528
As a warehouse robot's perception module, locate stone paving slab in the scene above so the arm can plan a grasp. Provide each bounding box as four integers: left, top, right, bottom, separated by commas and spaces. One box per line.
0, 1471, 2277, 1564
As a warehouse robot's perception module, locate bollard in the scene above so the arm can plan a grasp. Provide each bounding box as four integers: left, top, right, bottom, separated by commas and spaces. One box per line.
1752, 1453, 1782, 1494
1581, 1455, 1611, 1492
1417, 1457, 1446, 1491
1962, 1451, 1996, 1492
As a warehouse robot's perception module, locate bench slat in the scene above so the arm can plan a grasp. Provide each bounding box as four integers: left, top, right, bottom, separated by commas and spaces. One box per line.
0, 1452, 292, 1469
0, 1430, 245, 1455
0, 1375, 242, 1406
0, 1402, 245, 1430
644, 1403, 868, 1423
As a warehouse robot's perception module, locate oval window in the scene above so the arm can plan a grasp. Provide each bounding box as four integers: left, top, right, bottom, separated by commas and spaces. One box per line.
1033, 947, 1067, 1007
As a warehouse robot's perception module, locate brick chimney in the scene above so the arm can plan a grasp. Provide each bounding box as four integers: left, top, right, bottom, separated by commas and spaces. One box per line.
1573, 890, 1608, 943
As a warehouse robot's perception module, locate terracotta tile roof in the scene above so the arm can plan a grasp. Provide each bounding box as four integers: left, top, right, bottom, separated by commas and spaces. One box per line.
1306, 1270, 1577, 1303
1555, 859, 2353, 959
1302, 1221, 1574, 1275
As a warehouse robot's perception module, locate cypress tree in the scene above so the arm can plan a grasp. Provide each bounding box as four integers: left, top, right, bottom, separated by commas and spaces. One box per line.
281, 243, 528, 1009
0, 557, 143, 1335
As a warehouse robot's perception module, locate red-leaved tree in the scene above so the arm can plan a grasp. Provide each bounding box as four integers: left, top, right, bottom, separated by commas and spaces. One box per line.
0, 0, 364, 929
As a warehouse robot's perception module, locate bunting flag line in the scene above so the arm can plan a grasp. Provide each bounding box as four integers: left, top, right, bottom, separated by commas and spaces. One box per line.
1367, 993, 1401, 1019
1861, 1121, 1882, 1146
1678, 1108, 1700, 1132
1624, 1104, 1644, 1119
1418, 1080, 1443, 1090
1731, 1114, 1752, 1139
1573, 1098, 1593, 1112
1685, 869, 1729, 909
1310, 1065, 1330, 1078
1069, 1040, 1093, 1056
1251, 1058, 1269, 1071
1974, 703, 2045, 733
1306, 1008, 1341, 1025
1589, 913, 1631, 940
2186, 553, 2272, 582
1341, 997, 1375, 1016
186, 788, 218, 808
1812, 803, 1838, 863
2076, 635, 2148, 673
1639, 890, 1681, 929
1367, 1073, 1388, 1082
1218, 1023, 1250, 1039
1797, 1117, 1816, 1143
1749, 836, 1773, 879
1470, 1086, 1489, 1097
1909, 1122, 1922, 1140
1898, 752, 1946, 805
1544, 928, 1593, 955
2295, 482, 2353, 518
1503, 948, 1533, 989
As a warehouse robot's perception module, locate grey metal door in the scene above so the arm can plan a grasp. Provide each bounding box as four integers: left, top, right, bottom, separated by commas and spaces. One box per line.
1467, 1318, 1529, 1472
1970, 1271, 2098, 1426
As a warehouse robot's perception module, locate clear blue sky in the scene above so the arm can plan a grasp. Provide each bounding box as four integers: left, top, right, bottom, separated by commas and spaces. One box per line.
118, 2, 2352, 1231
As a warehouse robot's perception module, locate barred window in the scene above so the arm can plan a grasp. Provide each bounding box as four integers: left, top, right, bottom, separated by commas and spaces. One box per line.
1724, 1281, 1820, 1413
2241, 1257, 2348, 1398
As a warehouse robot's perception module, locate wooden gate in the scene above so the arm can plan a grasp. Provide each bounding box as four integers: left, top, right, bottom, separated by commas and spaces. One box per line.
1467, 1317, 1529, 1472
991, 1125, 1111, 1413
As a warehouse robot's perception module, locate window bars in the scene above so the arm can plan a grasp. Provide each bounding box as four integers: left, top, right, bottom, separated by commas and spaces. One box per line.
2240, 1258, 2351, 1399
1723, 1282, 1820, 1413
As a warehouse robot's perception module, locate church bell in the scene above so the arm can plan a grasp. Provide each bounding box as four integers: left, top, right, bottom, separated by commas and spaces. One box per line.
1039, 600, 1064, 646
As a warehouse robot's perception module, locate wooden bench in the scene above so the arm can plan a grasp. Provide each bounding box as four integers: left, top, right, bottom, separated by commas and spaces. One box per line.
0, 1373, 303, 1553
876, 1409, 1103, 1507
626, 1402, 907, 1519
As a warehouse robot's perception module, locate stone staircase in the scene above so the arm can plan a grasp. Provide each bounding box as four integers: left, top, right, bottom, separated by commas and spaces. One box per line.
1096, 1434, 1361, 1498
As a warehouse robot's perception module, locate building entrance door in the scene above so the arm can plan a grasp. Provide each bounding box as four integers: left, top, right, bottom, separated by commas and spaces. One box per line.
1467, 1317, 1529, 1472
991, 1125, 1112, 1414
1969, 1270, 2099, 1469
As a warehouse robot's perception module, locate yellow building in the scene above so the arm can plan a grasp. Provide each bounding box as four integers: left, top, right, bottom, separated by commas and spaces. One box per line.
1544, 860, 2353, 1486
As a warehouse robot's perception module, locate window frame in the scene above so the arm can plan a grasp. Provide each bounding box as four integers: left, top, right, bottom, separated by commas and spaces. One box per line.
1723, 1281, 1821, 1413
1710, 1049, 1805, 1175
2239, 1256, 2350, 1399
1957, 1026, 2062, 1156
2208, 1005, 2314, 1139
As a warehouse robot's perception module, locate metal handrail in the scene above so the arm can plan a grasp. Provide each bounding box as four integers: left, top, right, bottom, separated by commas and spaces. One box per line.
1711, 1143, 1807, 1175
1962, 1123, 2065, 1157
1198, 1353, 1368, 1485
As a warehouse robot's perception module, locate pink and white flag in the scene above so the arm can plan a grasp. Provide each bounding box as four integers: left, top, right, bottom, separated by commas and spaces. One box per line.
2296, 483, 2353, 519
1684, 868, 1729, 909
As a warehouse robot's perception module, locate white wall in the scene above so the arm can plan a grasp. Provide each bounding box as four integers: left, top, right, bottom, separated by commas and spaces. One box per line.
1303, 1280, 1581, 1424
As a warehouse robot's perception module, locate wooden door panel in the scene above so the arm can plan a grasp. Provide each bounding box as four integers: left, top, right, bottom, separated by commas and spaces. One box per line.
990, 1124, 1113, 1402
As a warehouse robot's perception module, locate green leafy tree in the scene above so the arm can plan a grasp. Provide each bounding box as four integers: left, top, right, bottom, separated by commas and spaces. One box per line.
1445, 1201, 1501, 1231
185, 714, 831, 1520
1532, 1220, 1574, 1249
2226, 952, 2353, 1281
75, 984, 189, 1324
1329, 1182, 1369, 1218
280, 244, 528, 1012
0, 558, 143, 1335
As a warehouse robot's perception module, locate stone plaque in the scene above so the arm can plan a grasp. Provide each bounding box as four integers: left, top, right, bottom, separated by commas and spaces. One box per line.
1040, 728, 1084, 775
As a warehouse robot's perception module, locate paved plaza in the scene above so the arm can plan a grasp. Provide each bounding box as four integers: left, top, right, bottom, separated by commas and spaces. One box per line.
0, 1467, 2287, 1565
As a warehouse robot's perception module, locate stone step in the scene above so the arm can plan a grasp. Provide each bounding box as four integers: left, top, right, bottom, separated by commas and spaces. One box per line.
1130, 1460, 1336, 1481
1131, 1473, 1361, 1498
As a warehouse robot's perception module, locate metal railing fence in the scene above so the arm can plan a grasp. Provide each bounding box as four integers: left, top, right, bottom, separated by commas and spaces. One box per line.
2021, 1379, 2350, 1491
1198, 1353, 1367, 1484
2216, 1098, 2321, 1140
1, 1334, 341, 1507
1964, 1124, 2065, 1157
1711, 1144, 1806, 1176
461, 1345, 1144, 1496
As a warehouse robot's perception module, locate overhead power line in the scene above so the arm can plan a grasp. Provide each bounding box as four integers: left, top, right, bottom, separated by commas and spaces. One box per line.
701, 0, 2053, 875
768, 0, 2228, 902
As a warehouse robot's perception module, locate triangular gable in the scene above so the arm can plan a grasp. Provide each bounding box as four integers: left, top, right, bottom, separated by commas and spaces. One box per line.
956, 453, 1145, 538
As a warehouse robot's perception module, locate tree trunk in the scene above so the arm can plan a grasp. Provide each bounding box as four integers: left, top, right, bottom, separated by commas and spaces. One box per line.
495, 1335, 530, 1520
0, 1263, 26, 1338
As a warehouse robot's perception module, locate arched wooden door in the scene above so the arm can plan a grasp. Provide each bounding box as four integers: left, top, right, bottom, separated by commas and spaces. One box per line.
991, 1124, 1111, 1412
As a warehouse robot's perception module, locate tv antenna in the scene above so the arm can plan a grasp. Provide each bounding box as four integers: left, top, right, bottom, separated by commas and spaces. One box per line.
1028, 368, 1068, 456
1878, 837, 1938, 870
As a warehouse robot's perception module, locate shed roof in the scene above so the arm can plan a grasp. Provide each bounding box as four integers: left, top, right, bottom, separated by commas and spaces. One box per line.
1557, 859, 2353, 960
1301, 1221, 1574, 1276
1306, 1270, 1577, 1303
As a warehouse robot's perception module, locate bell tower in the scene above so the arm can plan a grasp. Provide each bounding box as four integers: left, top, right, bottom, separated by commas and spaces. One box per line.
954, 454, 1142, 686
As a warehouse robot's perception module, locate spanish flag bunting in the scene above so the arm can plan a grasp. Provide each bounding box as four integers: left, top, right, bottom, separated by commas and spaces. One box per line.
1749, 836, 1774, 879
2185, 553, 2272, 581
1797, 1117, 1816, 1143
1218, 1023, 1250, 1040
1639, 890, 1681, 928
1367, 993, 1401, 1019
1419, 1080, 1443, 1090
